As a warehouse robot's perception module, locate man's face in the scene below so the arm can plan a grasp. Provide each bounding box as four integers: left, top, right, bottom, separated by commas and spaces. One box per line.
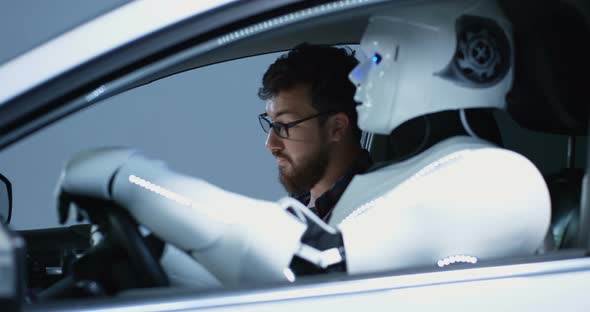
264, 84, 330, 194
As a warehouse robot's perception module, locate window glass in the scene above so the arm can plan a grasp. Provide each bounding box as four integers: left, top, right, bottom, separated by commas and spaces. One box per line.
0, 52, 287, 230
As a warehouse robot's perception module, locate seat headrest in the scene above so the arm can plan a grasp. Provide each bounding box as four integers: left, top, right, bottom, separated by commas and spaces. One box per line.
506, 1, 590, 136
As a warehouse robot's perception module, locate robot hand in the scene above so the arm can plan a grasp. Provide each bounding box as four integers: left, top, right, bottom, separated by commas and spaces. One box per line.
56, 147, 137, 224
56, 147, 345, 286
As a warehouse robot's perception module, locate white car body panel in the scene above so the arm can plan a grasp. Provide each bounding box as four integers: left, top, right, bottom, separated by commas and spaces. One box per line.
28, 256, 590, 311
0, 0, 236, 105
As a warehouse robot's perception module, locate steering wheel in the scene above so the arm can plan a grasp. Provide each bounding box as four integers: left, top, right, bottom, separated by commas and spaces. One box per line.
43, 196, 169, 298
105, 206, 169, 287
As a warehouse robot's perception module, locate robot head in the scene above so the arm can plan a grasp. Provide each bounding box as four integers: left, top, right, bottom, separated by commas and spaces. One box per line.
349, 0, 513, 134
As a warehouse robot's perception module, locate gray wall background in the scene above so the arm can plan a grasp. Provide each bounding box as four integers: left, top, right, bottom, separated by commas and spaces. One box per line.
0, 1, 586, 230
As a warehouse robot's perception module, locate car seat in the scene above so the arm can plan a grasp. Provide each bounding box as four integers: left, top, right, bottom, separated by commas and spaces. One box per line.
504, 0, 590, 250
369, 108, 503, 167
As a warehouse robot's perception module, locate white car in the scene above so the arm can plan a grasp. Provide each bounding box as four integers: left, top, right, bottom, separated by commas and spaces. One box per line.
0, 0, 589, 311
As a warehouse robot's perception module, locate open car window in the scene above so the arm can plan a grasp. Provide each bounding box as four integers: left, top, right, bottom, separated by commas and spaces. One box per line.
0, 52, 290, 230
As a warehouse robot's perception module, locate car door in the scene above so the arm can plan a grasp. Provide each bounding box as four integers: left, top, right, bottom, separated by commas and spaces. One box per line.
1, 0, 590, 311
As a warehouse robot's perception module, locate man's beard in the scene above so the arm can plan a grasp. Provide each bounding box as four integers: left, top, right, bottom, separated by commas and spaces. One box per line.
277, 146, 330, 195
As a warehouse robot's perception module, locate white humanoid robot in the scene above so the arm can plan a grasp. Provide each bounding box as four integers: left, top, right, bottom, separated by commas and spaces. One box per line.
57, 0, 550, 288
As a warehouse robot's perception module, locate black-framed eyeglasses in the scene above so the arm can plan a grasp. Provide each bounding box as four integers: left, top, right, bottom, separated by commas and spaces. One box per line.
258, 111, 335, 139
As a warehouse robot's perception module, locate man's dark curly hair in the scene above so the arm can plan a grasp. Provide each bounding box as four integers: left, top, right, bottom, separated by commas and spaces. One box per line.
258, 43, 361, 140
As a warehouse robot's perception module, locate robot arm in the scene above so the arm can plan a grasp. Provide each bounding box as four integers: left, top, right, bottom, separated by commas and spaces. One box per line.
57, 147, 345, 286
57, 145, 549, 286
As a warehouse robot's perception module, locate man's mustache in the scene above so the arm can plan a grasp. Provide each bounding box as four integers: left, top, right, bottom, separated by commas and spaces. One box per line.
272, 151, 291, 163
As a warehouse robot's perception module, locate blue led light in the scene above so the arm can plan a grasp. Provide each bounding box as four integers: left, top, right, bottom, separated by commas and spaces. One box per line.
372, 53, 382, 64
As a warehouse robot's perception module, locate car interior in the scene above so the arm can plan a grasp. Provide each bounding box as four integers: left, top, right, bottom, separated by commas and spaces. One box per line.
1, 0, 589, 307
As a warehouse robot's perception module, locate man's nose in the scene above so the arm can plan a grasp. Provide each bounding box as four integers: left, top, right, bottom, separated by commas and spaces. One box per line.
265, 130, 284, 153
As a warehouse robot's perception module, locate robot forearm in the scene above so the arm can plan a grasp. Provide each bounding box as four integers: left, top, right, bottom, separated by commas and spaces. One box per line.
58, 148, 310, 285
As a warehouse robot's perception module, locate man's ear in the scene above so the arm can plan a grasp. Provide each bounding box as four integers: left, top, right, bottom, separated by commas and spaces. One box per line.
327, 112, 350, 142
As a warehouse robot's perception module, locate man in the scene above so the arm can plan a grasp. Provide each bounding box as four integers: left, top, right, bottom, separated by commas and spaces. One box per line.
257, 43, 372, 222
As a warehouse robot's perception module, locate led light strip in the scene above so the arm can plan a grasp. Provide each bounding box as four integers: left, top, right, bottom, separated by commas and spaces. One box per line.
129, 174, 192, 207
437, 255, 478, 267
339, 149, 469, 226
217, 0, 376, 46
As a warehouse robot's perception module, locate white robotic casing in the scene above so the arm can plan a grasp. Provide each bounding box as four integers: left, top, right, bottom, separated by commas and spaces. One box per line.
59, 148, 308, 286
350, 0, 513, 135
332, 136, 550, 274
109, 154, 307, 285
57, 138, 550, 286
